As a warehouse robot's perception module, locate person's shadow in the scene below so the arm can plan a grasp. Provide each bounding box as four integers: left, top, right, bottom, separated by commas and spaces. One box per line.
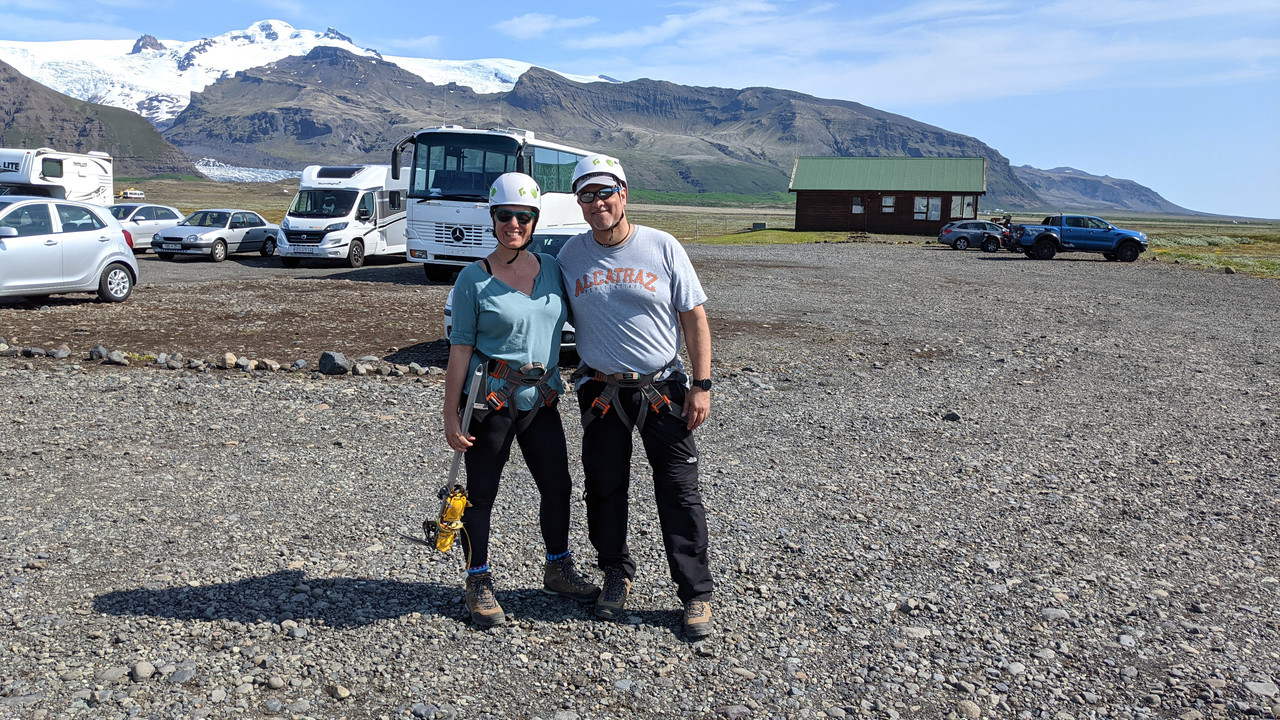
93, 569, 456, 628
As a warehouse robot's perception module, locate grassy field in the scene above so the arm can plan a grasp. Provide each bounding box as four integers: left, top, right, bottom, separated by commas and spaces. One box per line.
122, 179, 1280, 278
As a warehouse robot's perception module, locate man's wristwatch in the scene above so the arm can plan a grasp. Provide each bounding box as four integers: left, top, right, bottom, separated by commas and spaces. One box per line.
691, 378, 713, 391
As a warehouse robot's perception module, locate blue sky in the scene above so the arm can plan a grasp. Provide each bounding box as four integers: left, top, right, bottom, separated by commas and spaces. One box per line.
1, 0, 1276, 218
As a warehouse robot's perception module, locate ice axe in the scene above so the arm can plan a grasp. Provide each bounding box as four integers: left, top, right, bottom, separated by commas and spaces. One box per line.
424, 361, 486, 553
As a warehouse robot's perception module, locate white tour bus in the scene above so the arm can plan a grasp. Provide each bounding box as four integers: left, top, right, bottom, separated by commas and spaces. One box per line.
0, 147, 114, 206
278, 164, 408, 268
391, 126, 594, 282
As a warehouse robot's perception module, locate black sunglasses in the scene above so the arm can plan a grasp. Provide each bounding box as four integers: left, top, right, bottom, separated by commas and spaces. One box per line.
492, 209, 538, 225
576, 186, 621, 203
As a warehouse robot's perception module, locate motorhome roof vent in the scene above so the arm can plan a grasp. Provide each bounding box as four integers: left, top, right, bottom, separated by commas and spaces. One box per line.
316, 166, 363, 179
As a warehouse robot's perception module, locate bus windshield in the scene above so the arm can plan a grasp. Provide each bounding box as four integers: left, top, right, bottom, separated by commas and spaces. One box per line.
289, 189, 358, 218
409, 132, 519, 201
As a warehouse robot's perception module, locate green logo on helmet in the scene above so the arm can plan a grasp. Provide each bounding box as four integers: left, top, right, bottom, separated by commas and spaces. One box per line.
490, 187, 497, 198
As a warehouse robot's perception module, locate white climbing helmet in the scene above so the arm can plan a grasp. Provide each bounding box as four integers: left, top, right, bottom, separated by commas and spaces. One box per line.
571, 154, 627, 193
488, 173, 541, 210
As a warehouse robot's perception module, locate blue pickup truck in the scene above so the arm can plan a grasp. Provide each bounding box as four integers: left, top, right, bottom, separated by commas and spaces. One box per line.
1014, 215, 1147, 262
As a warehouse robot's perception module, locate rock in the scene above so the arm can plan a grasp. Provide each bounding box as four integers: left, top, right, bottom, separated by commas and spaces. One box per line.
218, 352, 238, 369
1040, 607, 1070, 622
1244, 681, 1278, 698
290, 359, 307, 371
902, 626, 931, 639
96, 666, 129, 683
89, 345, 109, 360
105, 350, 129, 366
943, 411, 961, 422
957, 699, 982, 719
236, 356, 252, 371
353, 363, 369, 376
52, 345, 71, 359
1225, 266, 1236, 274
412, 703, 438, 718
358, 355, 380, 364
327, 684, 351, 700
1006, 662, 1026, 675
167, 667, 196, 684
716, 706, 751, 719
265, 698, 283, 713
131, 661, 155, 681
210, 687, 226, 702
319, 351, 350, 375
268, 676, 285, 689
260, 359, 280, 372
409, 362, 427, 376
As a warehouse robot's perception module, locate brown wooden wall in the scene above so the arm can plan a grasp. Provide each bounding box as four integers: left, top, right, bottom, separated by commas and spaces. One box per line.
794, 190, 986, 234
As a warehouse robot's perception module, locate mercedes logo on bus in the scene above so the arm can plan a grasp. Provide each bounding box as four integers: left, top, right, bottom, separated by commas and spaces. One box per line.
450, 226, 466, 243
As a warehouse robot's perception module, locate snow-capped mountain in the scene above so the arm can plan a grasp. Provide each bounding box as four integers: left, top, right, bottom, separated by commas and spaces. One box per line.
0, 19, 613, 128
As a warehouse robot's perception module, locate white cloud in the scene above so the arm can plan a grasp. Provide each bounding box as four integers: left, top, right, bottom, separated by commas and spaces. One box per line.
494, 13, 596, 39
565, 0, 1279, 108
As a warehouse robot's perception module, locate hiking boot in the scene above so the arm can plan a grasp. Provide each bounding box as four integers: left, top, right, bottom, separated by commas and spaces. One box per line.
464, 572, 506, 627
683, 599, 713, 639
543, 555, 601, 603
594, 567, 631, 621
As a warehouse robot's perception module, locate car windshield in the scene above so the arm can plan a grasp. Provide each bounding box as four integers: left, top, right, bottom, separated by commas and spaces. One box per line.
288, 190, 358, 219
532, 233, 572, 257
181, 211, 230, 228
108, 206, 136, 220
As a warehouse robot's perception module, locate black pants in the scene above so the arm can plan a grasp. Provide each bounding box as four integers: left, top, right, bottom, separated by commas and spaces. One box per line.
459, 402, 573, 569
577, 379, 714, 603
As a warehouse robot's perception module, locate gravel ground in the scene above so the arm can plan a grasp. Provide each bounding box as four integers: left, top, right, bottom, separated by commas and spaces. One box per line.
1, 243, 1279, 720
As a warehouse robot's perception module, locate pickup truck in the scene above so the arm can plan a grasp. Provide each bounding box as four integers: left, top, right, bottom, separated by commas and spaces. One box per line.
1014, 215, 1147, 262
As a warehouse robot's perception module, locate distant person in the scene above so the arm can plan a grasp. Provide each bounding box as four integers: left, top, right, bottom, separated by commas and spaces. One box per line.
442, 172, 599, 627
557, 154, 716, 640
321, 196, 336, 215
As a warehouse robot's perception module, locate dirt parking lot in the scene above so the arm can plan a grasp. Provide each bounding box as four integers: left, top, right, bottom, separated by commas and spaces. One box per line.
2, 242, 1279, 719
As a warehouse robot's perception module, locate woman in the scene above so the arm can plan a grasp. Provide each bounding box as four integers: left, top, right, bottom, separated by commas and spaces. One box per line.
442, 172, 599, 627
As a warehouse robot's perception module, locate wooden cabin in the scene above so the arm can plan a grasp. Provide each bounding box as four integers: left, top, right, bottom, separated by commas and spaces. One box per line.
789, 157, 987, 233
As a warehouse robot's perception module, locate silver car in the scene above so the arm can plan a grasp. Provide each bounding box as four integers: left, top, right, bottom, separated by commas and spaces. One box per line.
0, 196, 138, 302
108, 203, 183, 252
153, 208, 280, 262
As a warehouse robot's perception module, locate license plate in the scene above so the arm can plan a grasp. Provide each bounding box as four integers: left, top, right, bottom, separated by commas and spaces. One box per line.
162, 243, 180, 250
291, 247, 317, 255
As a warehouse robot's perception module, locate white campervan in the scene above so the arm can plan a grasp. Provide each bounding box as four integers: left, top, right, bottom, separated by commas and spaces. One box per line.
278, 165, 408, 268
0, 147, 114, 206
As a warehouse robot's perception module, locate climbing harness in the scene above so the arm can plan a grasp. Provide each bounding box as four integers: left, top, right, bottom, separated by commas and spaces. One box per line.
574, 358, 682, 433
425, 362, 486, 553
471, 349, 560, 434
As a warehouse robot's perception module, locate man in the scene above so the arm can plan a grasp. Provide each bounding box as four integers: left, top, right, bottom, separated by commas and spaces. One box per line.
557, 154, 715, 640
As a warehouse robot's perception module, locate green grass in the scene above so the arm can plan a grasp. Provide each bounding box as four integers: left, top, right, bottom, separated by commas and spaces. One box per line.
628, 189, 795, 208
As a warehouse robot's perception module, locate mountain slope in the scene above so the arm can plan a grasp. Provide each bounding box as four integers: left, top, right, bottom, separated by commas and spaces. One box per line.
1012, 166, 1198, 215
0, 60, 201, 178
162, 47, 1044, 206
0, 20, 613, 128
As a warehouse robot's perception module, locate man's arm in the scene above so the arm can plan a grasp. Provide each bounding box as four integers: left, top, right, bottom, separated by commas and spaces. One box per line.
678, 304, 711, 431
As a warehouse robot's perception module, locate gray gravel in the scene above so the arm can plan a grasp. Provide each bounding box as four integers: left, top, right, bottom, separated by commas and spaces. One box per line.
2, 243, 1279, 720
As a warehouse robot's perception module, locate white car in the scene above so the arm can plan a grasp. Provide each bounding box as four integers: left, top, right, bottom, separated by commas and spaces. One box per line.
443, 229, 579, 352
108, 203, 183, 252
153, 209, 280, 262
0, 196, 138, 302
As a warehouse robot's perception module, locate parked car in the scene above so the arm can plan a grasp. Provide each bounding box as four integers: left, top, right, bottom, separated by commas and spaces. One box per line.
0, 196, 138, 302
444, 229, 579, 353
152, 209, 280, 262
1013, 215, 1147, 261
937, 220, 1008, 252
108, 203, 183, 252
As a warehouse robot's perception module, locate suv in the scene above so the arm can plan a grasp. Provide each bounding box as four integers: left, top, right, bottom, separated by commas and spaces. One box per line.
937, 220, 1008, 252
0, 196, 138, 302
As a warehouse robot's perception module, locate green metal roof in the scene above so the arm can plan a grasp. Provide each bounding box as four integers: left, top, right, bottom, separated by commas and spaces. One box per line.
789, 156, 987, 193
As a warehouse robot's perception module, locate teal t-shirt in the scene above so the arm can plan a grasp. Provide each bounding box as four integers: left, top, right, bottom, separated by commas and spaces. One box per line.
449, 252, 568, 411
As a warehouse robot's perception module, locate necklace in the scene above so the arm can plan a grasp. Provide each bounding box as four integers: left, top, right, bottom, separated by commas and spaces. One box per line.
597, 222, 633, 248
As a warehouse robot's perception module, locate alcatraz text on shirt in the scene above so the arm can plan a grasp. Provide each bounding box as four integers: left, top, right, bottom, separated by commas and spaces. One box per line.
573, 268, 659, 297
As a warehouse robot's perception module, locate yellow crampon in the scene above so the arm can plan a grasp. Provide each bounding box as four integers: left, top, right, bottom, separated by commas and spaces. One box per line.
425, 486, 471, 553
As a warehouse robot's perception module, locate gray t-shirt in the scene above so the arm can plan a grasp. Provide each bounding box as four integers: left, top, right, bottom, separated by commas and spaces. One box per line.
558, 224, 707, 375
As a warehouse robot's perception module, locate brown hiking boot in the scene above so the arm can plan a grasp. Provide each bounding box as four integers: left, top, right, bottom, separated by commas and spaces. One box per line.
543, 555, 601, 603
464, 571, 506, 627
594, 567, 631, 621
683, 599, 713, 639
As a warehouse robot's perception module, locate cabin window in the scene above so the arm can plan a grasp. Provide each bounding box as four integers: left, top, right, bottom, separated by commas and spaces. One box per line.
41, 159, 63, 178
914, 196, 941, 221
881, 196, 895, 213
387, 191, 403, 212
950, 195, 976, 219
530, 147, 587, 194
851, 197, 864, 214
